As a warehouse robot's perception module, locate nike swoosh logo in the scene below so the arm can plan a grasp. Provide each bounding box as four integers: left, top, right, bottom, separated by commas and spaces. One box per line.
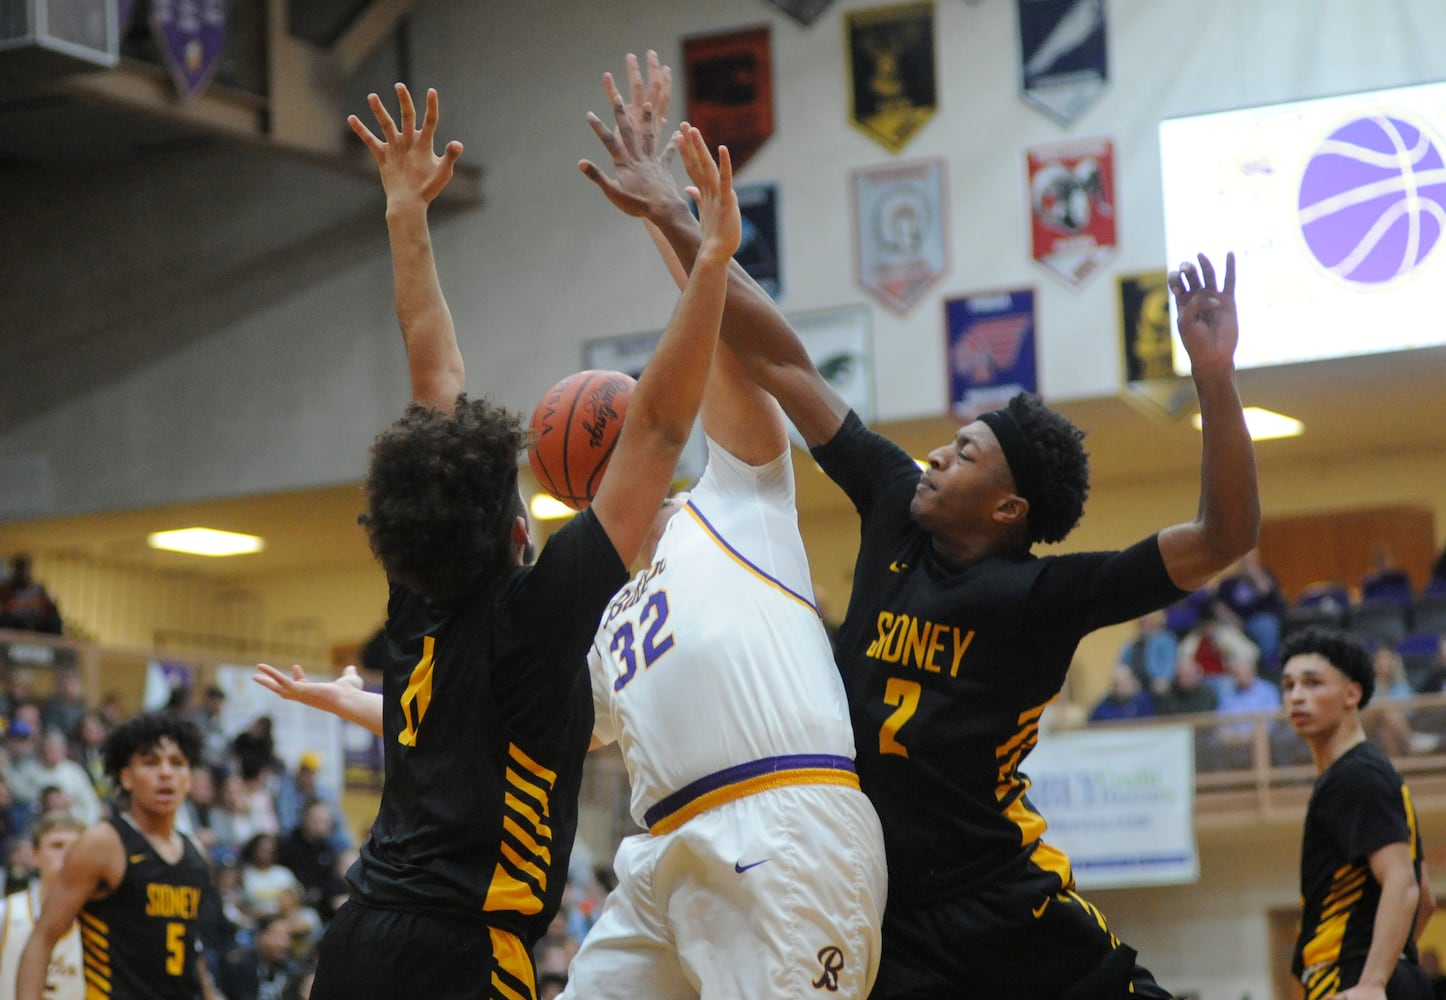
129, 854, 146, 864
1032, 897, 1051, 918
734, 858, 771, 873
889, 561, 909, 573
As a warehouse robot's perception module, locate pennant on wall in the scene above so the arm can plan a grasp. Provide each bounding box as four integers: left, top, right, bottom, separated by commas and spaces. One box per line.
1027, 137, 1116, 287
765, 0, 836, 26
945, 288, 1038, 422
1119, 271, 1194, 421
853, 158, 949, 314
685, 26, 774, 173
1017, 0, 1108, 126
150, 0, 228, 100
846, 2, 937, 153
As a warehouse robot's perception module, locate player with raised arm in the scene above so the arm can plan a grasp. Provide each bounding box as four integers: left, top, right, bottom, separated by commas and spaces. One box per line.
267, 83, 739, 1000
579, 49, 1259, 1000
17, 714, 213, 1000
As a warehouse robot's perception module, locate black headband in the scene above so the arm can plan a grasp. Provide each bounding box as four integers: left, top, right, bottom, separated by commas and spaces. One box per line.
978, 408, 1042, 510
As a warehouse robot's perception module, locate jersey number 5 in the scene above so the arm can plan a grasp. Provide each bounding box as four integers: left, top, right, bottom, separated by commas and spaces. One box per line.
165, 921, 185, 976
879, 677, 920, 758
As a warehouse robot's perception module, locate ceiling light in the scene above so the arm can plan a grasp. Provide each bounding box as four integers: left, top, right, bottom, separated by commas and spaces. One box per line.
530, 493, 576, 521
1191, 406, 1304, 441
147, 527, 265, 557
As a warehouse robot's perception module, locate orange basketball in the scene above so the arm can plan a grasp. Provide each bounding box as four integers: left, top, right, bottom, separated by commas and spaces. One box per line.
527, 370, 636, 510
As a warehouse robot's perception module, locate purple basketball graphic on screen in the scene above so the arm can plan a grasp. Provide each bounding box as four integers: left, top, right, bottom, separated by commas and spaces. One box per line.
1298, 115, 1446, 284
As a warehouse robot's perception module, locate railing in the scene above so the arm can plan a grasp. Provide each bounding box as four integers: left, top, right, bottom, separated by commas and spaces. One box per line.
1082, 693, 1446, 825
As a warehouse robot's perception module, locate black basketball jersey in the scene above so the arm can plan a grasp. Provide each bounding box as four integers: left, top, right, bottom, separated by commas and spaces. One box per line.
812, 412, 1186, 904
347, 506, 628, 945
1293, 741, 1424, 979
79, 816, 211, 1000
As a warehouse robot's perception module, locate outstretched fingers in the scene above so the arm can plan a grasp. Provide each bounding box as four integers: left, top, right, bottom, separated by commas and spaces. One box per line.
419, 87, 442, 145
348, 112, 385, 159
368, 91, 399, 141
395, 82, 417, 134
603, 72, 637, 153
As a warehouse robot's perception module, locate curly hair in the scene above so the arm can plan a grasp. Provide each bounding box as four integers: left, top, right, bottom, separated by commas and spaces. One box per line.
1281, 626, 1375, 708
1009, 393, 1090, 545
103, 712, 204, 782
360, 395, 529, 602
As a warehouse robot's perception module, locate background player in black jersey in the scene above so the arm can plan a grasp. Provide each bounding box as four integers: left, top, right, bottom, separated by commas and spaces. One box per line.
583, 71, 1260, 999
1282, 627, 1436, 1000
280, 85, 738, 1000
18, 713, 213, 1000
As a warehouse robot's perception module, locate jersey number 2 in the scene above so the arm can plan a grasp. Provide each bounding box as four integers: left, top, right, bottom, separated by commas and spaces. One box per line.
879, 678, 920, 758
612, 592, 676, 692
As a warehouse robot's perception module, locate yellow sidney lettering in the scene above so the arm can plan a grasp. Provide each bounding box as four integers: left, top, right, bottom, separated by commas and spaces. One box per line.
867, 612, 975, 678
145, 883, 201, 920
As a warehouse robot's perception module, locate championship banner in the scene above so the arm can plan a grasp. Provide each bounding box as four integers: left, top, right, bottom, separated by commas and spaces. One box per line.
150, 0, 228, 100
685, 26, 774, 173
846, 2, 937, 153
765, 0, 835, 26
945, 288, 1036, 422
582, 333, 707, 486
1024, 725, 1199, 889
1118, 271, 1194, 421
783, 304, 874, 449
1016, 0, 1108, 126
1027, 137, 1116, 287
737, 183, 783, 298
853, 158, 949, 314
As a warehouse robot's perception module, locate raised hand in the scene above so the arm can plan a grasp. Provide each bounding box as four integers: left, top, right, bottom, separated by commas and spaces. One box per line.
1168, 252, 1239, 376
579, 51, 687, 220
253, 663, 363, 709
348, 83, 464, 207
678, 123, 741, 265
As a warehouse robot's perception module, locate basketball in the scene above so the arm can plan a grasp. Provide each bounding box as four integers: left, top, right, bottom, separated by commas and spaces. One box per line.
527, 370, 636, 510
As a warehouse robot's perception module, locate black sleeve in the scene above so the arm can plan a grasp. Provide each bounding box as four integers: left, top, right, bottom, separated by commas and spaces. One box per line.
1033, 535, 1190, 635
1316, 760, 1413, 862
810, 411, 922, 520
510, 506, 629, 656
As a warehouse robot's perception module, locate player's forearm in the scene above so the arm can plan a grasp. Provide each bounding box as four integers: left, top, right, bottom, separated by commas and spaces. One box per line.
1358, 873, 1419, 989
1191, 368, 1259, 567
16, 935, 55, 1000
385, 197, 464, 408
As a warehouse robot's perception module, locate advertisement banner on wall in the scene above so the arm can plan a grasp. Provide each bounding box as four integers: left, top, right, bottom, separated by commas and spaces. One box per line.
1023, 725, 1199, 889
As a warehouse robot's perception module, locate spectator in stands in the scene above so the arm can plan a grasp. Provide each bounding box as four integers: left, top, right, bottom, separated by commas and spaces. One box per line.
0, 668, 39, 726
274, 752, 351, 853
30, 727, 102, 825
1117, 610, 1179, 697
176, 763, 221, 856
5, 718, 43, 808
187, 684, 231, 771
239, 832, 303, 920
1364, 646, 1426, 758
228, 912, 311, 1000
75, 709, 111, 802
1361, 547, 1416, 606
232, 715, 283, 782
1178, 597, 1261, 689
213, 771, 267, 865
1154, 655, 1220, 716
0, 555, 61, 635
0, 775, 33, 868
278, 799, 349, 922
1217, 650, 1282, 717
1431, 545, 1446, 590
1089, 664, 1155, 722
39, 668, 86, 746
1215, 548, 1286, 673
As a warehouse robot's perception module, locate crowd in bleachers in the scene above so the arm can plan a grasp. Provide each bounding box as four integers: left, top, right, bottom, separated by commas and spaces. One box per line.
1089, 544, 1446, 770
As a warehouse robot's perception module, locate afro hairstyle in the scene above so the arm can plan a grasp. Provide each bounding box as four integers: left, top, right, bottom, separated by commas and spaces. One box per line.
360, 395, 528, 602
103, 712, 204, 783
1009, 393, 1090, 545
1280, 626, 1376, 708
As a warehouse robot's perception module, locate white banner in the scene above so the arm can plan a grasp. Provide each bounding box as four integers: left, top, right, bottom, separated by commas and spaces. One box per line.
1024, 724, 1198, 889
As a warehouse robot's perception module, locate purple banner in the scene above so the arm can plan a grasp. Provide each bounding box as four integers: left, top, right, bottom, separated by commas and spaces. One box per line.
150, 0, 227, 100
945, 288, 1037, 422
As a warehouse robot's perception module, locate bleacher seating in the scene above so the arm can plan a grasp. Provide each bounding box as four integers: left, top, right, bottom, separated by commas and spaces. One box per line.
1415, 591, 1446, 635
1398, 631, 1442, 692
1349, 597, 1411, 648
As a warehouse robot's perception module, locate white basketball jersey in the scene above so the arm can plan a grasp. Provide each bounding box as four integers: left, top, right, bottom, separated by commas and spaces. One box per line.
0, 885, 84, 1000
590, 437, 856, 826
